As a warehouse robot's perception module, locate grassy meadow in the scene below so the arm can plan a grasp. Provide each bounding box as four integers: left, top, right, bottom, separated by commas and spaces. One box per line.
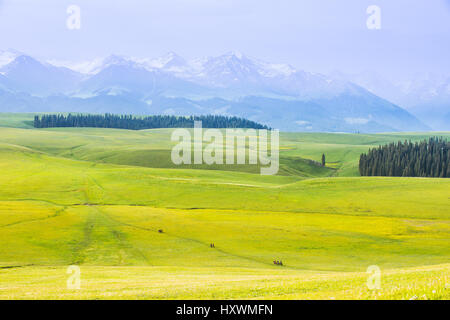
0, 113, 449, 299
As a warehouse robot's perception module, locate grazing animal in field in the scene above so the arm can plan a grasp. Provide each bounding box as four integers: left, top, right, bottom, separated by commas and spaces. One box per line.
158, 229, 163, 233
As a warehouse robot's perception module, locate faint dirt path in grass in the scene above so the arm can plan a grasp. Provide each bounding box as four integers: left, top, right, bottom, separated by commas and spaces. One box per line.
0, 264, 35, 269
70, 176, 151, 266
0, 207, 67, 228
70, 207, 95, 265
94, 206, 152, 266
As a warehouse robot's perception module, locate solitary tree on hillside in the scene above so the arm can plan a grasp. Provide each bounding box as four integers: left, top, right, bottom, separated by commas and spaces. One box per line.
321, 154, 326, 167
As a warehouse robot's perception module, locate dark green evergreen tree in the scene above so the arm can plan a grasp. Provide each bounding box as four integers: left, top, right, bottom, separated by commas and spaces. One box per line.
359, 137, 448, 178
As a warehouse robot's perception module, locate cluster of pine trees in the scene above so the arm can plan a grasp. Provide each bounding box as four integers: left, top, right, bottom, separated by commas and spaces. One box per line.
33, 114, 269, 130
359, 137, 449, 178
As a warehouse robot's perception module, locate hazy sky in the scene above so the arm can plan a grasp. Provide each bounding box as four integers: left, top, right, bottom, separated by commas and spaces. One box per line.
0, 0, 449, 81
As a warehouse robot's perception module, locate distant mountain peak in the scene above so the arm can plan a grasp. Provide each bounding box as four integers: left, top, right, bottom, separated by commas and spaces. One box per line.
11, 54, 39, 65
1, 54, 47, 74
103, 54, 128, 64
102, 54, 137, 67
81, 54, 148, 75
158, 52, 187, 69
223, 51, 245, 60
0, 49, 23, 68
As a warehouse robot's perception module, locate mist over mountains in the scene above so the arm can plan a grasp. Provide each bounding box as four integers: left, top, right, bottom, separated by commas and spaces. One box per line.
0, 49, 442, 132
332, 71, 450, 131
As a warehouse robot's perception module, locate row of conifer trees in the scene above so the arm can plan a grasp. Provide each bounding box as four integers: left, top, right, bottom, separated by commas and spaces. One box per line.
33, 114, 270, 130
359, 137, 449, 178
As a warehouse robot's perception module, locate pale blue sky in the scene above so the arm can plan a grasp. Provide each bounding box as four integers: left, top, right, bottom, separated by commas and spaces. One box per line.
0, 0, 449, 80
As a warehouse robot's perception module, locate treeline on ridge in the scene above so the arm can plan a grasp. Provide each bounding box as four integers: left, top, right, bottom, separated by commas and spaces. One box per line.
33, 114, 270, 130
359, 137, 449, 178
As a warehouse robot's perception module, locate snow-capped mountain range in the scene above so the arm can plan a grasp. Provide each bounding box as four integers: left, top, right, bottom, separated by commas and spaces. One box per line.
0, 49, 443, 132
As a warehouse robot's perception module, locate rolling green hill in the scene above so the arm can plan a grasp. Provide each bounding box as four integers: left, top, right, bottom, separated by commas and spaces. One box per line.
0, 119, 449, 177
0, 113, 449, 299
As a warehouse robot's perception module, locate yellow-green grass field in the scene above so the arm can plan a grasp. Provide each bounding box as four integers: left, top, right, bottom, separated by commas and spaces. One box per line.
0, 113, 449, 299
